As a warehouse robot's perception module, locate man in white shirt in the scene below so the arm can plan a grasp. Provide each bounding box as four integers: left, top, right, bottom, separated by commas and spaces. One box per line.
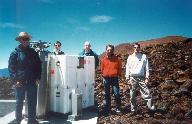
125, 43, 155, 113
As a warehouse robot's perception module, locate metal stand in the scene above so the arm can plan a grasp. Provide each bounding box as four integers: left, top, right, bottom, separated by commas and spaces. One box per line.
68, 91, 82, 121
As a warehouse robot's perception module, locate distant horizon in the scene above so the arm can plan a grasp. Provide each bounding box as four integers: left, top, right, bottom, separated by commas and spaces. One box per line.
0, 68, 7, 69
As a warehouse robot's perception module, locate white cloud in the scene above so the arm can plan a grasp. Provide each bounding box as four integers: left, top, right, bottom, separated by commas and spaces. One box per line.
0, 23, 24, 29
90, 15, 113, 23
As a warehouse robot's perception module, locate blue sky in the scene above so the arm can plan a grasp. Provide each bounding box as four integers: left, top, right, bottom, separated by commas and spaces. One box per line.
0, 0, 192, 69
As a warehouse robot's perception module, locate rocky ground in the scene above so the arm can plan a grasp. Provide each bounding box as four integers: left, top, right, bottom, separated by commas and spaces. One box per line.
1, 37, 192, 124
0, 78, 14, 99
95, 39, 192, 124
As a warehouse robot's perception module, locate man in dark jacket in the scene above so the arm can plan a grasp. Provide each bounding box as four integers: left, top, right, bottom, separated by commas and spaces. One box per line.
53, 41, 65, 55
8, 32, 41, 124
79, 41, 99, 69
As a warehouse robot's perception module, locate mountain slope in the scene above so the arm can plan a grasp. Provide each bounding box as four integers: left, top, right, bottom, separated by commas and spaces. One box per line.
96, 36, 192, 123
114, 36, 188, 55
100, 36, 188, 58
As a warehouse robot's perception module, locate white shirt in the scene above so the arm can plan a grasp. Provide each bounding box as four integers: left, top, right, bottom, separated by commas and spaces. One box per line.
125, 52, 149, 79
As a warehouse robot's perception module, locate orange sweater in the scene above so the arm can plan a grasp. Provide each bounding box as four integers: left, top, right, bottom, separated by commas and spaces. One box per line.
100, 55, 122, 77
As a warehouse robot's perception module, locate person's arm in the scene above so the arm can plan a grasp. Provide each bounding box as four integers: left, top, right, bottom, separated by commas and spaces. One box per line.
118, 59, 122, 77
100, 57, 104, 75
145, 56, 150, 84
145, 57, 149, 79
8, 51, 18, 83
125, 56, 131, 80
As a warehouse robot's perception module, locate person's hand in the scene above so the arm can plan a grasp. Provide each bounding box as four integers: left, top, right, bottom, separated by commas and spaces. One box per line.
145, 78, 149, 84
15, 81, 22, 87
126, 78, 131, 85
36, 79, 40, 85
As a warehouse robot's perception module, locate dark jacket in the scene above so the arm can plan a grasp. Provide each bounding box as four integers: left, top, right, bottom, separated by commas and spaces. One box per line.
8, 45, 42, 83
53, 51, 65, 55
79, 49, 99, 68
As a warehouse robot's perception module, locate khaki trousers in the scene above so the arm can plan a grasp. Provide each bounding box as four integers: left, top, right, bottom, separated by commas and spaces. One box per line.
130, 76, 153, 112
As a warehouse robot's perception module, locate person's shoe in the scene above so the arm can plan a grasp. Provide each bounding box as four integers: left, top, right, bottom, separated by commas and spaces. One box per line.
150, 105, 156, 111
115, 108, 121, 113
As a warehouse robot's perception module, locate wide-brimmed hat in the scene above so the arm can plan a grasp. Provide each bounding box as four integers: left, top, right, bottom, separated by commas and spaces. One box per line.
15, 32, 32, 41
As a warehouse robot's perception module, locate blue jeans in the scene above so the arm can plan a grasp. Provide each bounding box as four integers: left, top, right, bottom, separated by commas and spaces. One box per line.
15, 82, 37, 123
103, 77, 121, 111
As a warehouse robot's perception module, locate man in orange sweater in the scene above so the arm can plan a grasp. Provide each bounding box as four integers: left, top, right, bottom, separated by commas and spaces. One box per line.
100, 44, 122, 114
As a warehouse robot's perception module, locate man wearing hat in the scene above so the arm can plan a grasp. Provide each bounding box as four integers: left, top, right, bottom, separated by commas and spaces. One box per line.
125, 43, 155, 114
8, 32, 41, 124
